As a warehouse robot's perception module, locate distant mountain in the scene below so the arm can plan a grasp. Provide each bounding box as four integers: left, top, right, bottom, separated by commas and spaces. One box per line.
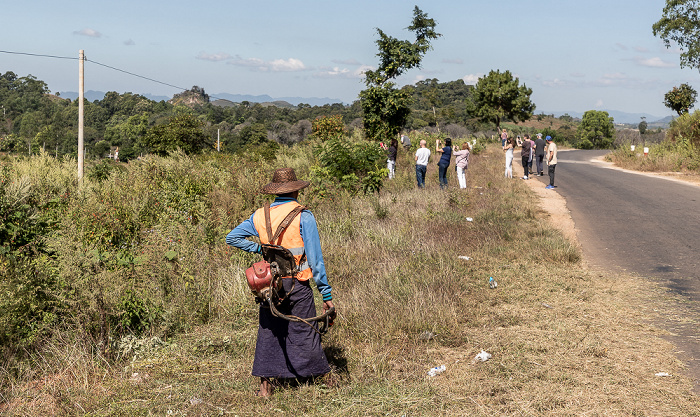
209, 93, 344, 107
59, 90, 170, 102
58, 90, 344, 107
543, 110, 673, 125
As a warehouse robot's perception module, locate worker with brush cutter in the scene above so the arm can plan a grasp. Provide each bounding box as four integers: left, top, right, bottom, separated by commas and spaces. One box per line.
226, 167, 336, 397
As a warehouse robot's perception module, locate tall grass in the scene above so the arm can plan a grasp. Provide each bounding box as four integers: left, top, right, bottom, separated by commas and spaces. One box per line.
1, 143, 698, 415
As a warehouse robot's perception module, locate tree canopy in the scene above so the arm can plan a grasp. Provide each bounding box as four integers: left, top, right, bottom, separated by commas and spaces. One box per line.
663, 83, 698, 115
653, 0, 700, 70
359, 6, 441, 141
468, 70, 535, 131
576, 110, 615, 149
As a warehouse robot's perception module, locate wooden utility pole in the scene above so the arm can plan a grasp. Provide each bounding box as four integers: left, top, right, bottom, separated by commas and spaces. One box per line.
78, 50, 85, 181
217, 128, 220, 152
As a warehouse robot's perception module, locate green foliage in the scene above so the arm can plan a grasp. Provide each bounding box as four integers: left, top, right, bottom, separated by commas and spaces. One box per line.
468, 69, 536, 130
667, 109, 700, 146
653, 0, 700, 70
312, 137, 387, 195
638, 119, 648, 135
143, 114, 210, 155
360, 7, 441, 142
311, 115, 346, 141
576, 110, 616, 149
663, 83, 698, 116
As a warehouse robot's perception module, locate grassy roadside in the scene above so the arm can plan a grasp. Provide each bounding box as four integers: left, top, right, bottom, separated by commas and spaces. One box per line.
2, 144, 699, 416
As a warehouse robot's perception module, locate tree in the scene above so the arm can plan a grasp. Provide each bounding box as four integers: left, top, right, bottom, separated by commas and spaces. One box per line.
638, 117, 648, 135
576, 110, 615, 149
359, 6, 441, 141
468, 69, 536, 131
664, 83, 698, 115
653, 0, 700, 70
142, 114, 209, 156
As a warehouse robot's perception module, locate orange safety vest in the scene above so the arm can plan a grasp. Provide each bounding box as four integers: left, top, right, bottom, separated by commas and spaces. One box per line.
252, 201, 312, 281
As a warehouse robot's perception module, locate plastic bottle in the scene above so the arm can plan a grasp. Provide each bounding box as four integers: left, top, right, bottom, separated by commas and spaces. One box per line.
489, 277, 498, 289
427, 365, 446, 377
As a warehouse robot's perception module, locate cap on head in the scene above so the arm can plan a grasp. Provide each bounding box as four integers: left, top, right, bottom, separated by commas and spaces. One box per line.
546, 136, 552, 141
261, 167, 310, 195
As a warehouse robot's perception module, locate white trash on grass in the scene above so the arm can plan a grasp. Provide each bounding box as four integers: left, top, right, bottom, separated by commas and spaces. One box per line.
473, 350, 492, 363
427, 365, 446, 377
655, 372, 671, 377
458, 256, 472, 261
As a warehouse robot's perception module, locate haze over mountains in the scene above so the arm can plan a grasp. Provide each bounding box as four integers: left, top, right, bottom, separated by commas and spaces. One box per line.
59, 90, 673, 125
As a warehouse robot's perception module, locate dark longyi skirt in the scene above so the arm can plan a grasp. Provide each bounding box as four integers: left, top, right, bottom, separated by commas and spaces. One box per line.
252, 279, 330, 379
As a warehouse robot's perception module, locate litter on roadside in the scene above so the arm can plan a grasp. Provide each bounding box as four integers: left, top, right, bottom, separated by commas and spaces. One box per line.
427, 365, 446, 377
458, 256, 471, 261
489, 277, 497, 289
655, 372, 671, 377
473, 350, 492, 363
542, 303, 554, 309
466, 217, 473, 222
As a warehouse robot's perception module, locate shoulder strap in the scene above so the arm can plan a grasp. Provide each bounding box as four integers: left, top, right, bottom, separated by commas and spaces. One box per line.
264, 202, 273, 243
263, 203, 306, 245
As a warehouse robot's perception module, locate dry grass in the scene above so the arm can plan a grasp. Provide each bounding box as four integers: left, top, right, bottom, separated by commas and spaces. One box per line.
1, 145, 699, 416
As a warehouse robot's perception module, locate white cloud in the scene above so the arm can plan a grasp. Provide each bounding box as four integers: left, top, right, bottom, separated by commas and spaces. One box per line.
269, 58, 306, 72
315, 64, 372, 79
332, 58, 361, 66
198, 53, 310, 72
595, 99, 604, 108
74, 28, 102, 38
595, 72, 628, 86
196, 52, 234, 62
634, 56, 675, 68
542, 78, 567, 87
462, 73, 482, 85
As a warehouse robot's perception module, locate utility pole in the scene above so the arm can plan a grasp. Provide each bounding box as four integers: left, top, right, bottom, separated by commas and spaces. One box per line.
217, 128, 220, 152
78, 50, 85, 181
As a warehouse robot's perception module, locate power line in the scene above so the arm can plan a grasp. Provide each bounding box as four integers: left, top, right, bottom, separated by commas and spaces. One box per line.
86, 58, 188, 92
1, 49, 217, 99
0, 50, 78, 60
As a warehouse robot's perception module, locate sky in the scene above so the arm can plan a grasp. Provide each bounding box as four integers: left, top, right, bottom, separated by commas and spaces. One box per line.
2, 0, 698, 119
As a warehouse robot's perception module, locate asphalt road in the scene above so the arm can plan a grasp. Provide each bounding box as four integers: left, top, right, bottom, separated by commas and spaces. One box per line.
533, 149, 700, 389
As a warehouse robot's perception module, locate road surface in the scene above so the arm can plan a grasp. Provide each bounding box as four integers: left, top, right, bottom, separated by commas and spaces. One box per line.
533, 149, 700, 390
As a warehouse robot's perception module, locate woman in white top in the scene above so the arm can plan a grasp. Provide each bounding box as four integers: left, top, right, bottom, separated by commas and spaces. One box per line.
453, 143, 471, 189
503, 137, 514, 178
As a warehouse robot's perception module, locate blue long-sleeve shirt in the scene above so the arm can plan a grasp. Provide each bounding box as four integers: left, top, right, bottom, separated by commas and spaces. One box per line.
225, 197, 333, 301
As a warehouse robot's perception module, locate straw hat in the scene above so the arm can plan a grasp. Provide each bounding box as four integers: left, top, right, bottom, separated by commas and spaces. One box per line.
261, 168, 310, 195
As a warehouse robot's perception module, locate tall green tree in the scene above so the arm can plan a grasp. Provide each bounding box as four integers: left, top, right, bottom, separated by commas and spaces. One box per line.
576, 110, 615, 149
468, 70, 535, 131
663, 83, 698, 115
359, 6, 441, 142
653, 0, 700, 70
142, 114, 209, 156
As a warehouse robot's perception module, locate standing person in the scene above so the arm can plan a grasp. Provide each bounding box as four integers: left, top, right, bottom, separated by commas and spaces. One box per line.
435, 137, 452, 189
519, 134, 532, 180
225, 168, 336, 397
503, 137, 515, 178
526, 134, 535, 175
453, 142, 471, 189
386, 138, 398, 179
114, 147, 119, 162
545, 136, 558, 189
534, 133, 546, 176
414, 139, 431, 188
500, 128, 508, 147
400, 132, 411, 150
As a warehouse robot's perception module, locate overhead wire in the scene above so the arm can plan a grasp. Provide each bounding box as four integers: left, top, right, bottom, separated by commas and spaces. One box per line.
0, 49, 226, 101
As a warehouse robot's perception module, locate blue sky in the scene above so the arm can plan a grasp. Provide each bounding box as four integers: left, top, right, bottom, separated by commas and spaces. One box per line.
2, 0, 697, 118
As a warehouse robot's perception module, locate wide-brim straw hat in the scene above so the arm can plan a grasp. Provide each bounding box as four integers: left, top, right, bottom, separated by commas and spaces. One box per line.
261, 167, 310, 195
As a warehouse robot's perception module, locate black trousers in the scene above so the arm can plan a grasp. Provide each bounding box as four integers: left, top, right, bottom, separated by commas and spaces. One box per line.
548, 164, 556, 186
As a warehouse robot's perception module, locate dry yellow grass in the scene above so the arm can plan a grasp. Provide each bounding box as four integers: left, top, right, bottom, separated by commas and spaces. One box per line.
1, 144, 698, 416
